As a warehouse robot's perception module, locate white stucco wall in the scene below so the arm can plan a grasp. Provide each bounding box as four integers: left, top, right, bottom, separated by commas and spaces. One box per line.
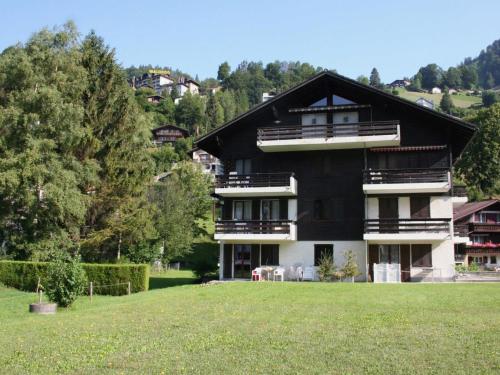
279, 241, 367, 281
430, 196, 453, 218
367, 198, 378, 219
288, 199, 297, 221
410, 240, 455, 280
398, 197, 411, 219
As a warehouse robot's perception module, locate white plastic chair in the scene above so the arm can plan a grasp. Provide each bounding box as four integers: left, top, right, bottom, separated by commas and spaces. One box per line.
295, 266, 304, 281
273, 267, 285, 282
303, 266, 316, 281
252, 267, 263, 281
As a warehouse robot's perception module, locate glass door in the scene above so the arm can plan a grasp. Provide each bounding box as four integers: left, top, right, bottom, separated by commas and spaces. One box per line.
234, 245, 251, 279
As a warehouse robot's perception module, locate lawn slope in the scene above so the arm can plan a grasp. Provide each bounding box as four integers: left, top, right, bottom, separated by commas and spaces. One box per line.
1, 282, 499, 374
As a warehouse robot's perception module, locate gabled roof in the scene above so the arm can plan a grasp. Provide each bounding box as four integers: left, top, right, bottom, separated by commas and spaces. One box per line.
152, 124, 190, 136
454, 199, 499, 221
195, 70, 476, 150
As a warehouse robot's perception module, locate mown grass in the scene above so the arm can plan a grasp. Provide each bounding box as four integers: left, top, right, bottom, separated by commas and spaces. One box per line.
149, 269, 197, 289
1, 282, 499, 374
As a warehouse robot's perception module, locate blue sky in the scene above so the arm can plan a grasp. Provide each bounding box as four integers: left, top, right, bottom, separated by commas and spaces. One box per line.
2, 0, 499, 81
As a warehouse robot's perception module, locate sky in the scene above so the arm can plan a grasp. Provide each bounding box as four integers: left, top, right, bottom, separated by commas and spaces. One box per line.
1, 0, 499, 82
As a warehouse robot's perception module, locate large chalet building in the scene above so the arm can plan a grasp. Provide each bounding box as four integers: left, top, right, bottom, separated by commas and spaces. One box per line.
194, 71, 476, 282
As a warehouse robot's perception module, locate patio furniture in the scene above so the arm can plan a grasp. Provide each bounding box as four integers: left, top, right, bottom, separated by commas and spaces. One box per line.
303, 266, 316, 281
251, 267, 263, 281
295, 266, 304, 281
273, 267, 285, 282
261, 266, 274, 281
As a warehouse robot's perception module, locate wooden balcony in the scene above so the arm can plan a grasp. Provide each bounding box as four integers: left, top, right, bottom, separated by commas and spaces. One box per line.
214, 173, 297, 197
453, 224, 470, 243
257, 121, 400, 152
469, 223, 500, 233
363, 168, 451, 194
364, 218, 451, 242
214, 220, 296, 242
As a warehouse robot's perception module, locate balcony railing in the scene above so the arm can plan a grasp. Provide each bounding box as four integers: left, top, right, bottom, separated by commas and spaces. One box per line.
257, 121, 399, 142
215, 173, 293, 189
453, 185, 467, 197
364, 218, 451, 234
454, 224, 470, 237
469, 223, 500, 233
215, 220, 293, 235
363, 168, 450, 184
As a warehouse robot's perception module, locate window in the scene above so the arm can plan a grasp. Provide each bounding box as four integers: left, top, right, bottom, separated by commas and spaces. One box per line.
314, 244, 334, 266
261, 245, 279, 266
233, 200, 252, 220
378, 245, 400, 264
302, 113, 327, 125
333, 112, 358, 124
490, 256, 497, 264
332, 95, 356, 105
472, 235, 487, 244
261, 200, 280, 221
411, 244, 432, 267
235, 159, 251, 175
410, 196, 431, 219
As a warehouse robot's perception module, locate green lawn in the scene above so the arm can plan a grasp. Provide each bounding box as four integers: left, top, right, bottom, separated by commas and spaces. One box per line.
149, 269, 197, 289
1, 282, 499, 374
397, 88, 482, 108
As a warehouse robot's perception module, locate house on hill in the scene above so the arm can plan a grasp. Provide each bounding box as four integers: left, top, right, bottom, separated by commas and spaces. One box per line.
389, 79, 411, 88
416, 97, 434, 109
431, 87, 442, 94
152, 124, 189, 146
194, 70, 476, 282
147, 95, 163, 104
453, 199, 500, 268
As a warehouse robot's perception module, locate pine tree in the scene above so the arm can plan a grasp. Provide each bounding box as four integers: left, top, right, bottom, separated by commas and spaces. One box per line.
205, 92, 224, 132
440, 90, 454, 113
369, 68, 382, 88
78, 32, 156, 261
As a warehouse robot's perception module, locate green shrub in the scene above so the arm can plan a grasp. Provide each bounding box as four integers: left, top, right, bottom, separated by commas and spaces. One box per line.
0, 261, 149, 295
317, 253, 335, 281
341, 250, 360, 282
191, 258, 218, 280
46, 255, 87, 307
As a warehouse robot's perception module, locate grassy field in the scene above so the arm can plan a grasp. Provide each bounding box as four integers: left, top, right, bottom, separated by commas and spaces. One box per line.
1, 281, 499, 374
397, 88, 482, 108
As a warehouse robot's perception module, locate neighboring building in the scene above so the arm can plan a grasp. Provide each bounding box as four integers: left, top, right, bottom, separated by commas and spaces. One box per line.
448, 88, 458, 95
416, 97, 434, 109
152, 124, 189, 146
389, 79, 411, 88
453, 199, 500, 268
131, 73, 199, 97
262, 91, 277, 102
194, 71, 476, 282
147, 95, 163, 104
431, 87, 442, 94
190, 147, 223, 176
207, 86, 222, 95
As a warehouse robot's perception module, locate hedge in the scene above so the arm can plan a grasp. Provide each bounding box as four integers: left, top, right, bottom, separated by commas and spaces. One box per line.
0, 261, 149, 295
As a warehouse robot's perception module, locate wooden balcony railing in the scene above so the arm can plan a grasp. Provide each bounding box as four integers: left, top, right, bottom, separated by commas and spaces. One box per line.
454, 224, 470, 237
215, 173, 294, 189
363, 168, 450, 184
469, 223, 500, 233
257, 121, 399, 142
215, 220, 293, 235
453, 185, 467, 197
364, 218, 451, 234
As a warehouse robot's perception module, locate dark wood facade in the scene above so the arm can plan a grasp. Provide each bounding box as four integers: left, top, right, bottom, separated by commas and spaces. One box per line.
199, 72, 474, 243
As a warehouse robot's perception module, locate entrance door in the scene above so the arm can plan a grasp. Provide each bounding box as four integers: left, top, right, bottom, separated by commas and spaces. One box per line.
234, 244, 251, 278
379, 197, 399, 232
223, 244, 232, 279
400, 244, 411, 282
368, 244, 402, 282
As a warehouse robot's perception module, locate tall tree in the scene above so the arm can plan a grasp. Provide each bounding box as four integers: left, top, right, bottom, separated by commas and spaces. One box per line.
174, 92, 205, 135
456, 104, 500, 195
369, 68, 382, 88
440, 90, 454, 113
417, 64, 443, 89
217, 62, 231, 83
205, 92, 224, 131
78, 32, 156, 261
